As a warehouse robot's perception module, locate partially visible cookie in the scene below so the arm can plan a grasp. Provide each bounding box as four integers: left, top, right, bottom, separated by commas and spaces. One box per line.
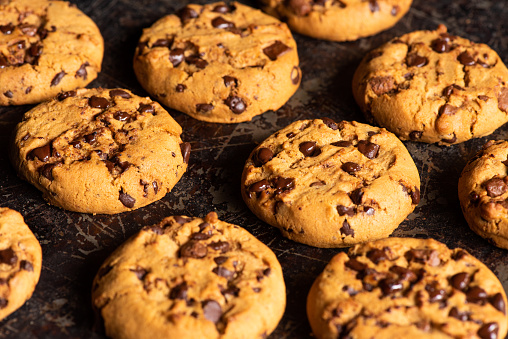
133, 2, 300, 123
92, 212, 286, 339
0, 207, 42, 321
261, 0, 412, 42
11, 88, 190, 214
0, 0, 103, 105
307, 237, 508, 339
458, 140, 508, 249
241, 118, 420, 248
353, 25, 508, 145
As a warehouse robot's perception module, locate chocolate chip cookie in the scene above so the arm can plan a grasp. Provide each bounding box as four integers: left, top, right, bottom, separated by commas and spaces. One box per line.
458, 140, 508, 249
261, 0, 412, 42
0, 207, 42, 321
353, 25, 508, 145
0, 0, 104, 105
92, 212, 286, 339
133, 2, 301, 123
241, 118, 420, 248
11, 88, 190, 214
307, 237, 508, 339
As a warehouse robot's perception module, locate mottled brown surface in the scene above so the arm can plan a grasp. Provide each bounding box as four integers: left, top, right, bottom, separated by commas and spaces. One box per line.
0, 0, 507, 338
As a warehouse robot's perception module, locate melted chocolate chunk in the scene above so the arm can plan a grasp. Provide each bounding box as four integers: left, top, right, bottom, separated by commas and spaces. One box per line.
411, 187, 420, 205
254, 148, 273, 167
223, 76, 237, 87
180, 240, 207, 258
439, 104, 458, 116
176, 84, 186, 92
202, 300, 222, 323
75, 62, 89, 80
190, 232, 210, 240
3, 90, 12, 98
341, 162, 361, 174
332, 140, 352, 147
89, 96, 110, 109
477, 322, 499, 339
291, 66, 300, 85
214, 256, 228, 265
169, 48, 185, 67
263, 41, 291, 61
138, 103, 154, 114
498, 88, 508, 112
19, 24, 37, 36
180, 142, 191, 164
406, 249, 440, 266
113, 111, 131, 121
337, 205, 355, 216
50, 71, 66, 87
368, 0, 379, 12
406, 54, 428, 67
213, 4, 234, 13
212, 16, 235, 29
225, 96, 246, 114
152, 39, 172, 48
57, 90, 76, 101
0, 24, 14, 35
222, 285, 240, 296
0, 298, 7, 309
432, 38, 451, 53
20, 260, 34, 272
287, 0, 311, 16
110, 89, 131, 98
119, 191, 135, 208
208, 241, 230, 253
389, 266, 417, 282
84, 132, 97, 144
466, 286, 488, 304
40, 163, 58, 180
170, 282, 188, 300
426, 282, 446, 302
449, 307, 469, 321
408, 131, 422, 140
273, 177, 295, 195
367, 249, 388, 264
379, 278, 403, 295
178, 6, 198, 22
174, 216, 192, 224
357, 140, 380, 159
369, 76, 395, 95
0, 248, 17, 265
185, 55, 208, 69
196, 103, 214, 113
345, 258, 366, 271
340, 220, 354, 237
484, 178, 507, 197
249, 179, 270, 193
450, 272, 470, 290
458, 52, 476, 66
212, 266, 234, 280
391, 5, 399, 16
27, 144, 51, 162
491, 293, 506, 314
299, 141, 320, 157
349, 188, 364, 205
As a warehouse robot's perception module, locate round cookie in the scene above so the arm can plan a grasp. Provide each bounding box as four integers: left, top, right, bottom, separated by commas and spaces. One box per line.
458, 140, 508, 249
92, 212, 286, 339
133, 1, 301, 123
261, 0, 412, 42
307, 237, 508, 339
353, 25, 508, 145
11, 88, 190, 214
0, 207, 42, 321
241, 118, 420, 248
0, 0, 103, 105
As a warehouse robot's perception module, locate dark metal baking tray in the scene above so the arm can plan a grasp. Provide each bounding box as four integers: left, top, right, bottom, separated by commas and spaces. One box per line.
0, 0, 507, 337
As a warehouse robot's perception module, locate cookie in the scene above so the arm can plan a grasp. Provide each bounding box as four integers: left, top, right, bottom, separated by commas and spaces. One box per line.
0, 207, 42, 321
353, 25, 508, 145
92, 212, 286, 339
307, 237, 508, 339
133, 2, 301, 123
11, 88, 190, 214
0, 0, 104, 105
458, 140, 508, 249
261, 0, 412, 42
241, 118, 420, 248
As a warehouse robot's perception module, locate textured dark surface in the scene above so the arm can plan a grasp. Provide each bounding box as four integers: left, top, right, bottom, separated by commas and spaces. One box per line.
0, 0, 507, 338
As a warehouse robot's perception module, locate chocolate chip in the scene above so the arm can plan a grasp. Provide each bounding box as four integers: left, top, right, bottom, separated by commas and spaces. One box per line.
368, 0, 379, 12
411, 187, 420, 205
119, 191, 135, 208
138, 103, 154, 114
225, 96, 246, 114
223, 285, 240, 296
214, 256, 228, 265
110, 89, 131, 98
357, 140, 380, 159
450, 272, 470, 290
208, 241, 230, 253
263, 41, 291, 61
212, 16, 235, 29
152, 39, 171, 48
57, 90, 76, 101
426, 282, 446, 302
176, 84, 186, 92
291, 66, 300, 85
3, 91, 12, 98
249, 179, 270, 193
170, 282, 188, 300
0, 299, 8, 309
0, 24, 14, 35
202, 300, 222, 323
196, 103, 214, 113
178, 142, 191, 164
286, 132, 295, 138
349, 188, 363, 205
498, 88, 508, 112
477, 322, 499, 339
299, 141, 320, 157
466, 286, 488, 304
113, 111, 131, 121
340, 220, 354, 237
0, 248, 17, 265
337, 205, 355, 216
254, 148, 273, 167
391, 5, 399, 15
75, 62, 89, 80
174, 216, 191, 224
178, 6, 198, 22
491, 293, 506, 314
432, 38, 451, 53
407, 54, 428, 67
458, 52, 476, 66
369, 76, 395, 95
345, 259, 366, 271
25, 87, 32, 94
409, 131, 422, 140
212, 266, 234, 280
223, 76, 237, 87
287, 0, 311, 16
478, 95, 489, 101
20, 260, 34, 272
449, 307, 469, 321
185, 55, 208, 69
310, 181, 325, 187
367, 249, 388, 264
180, 240, 207, 258
483, 178, 507, 197
84, 132, 97, 144
27, 144, 51, 162
130, 267, 148, 280
332, 140, 352, 147
19, 24, 37, 36
406, 249, 440, 266
50, 71, 66, 87
40, 163, 58, 180
89, 96, 110, 109
389, 266, 417, 282
169, 48, 185, 67
0, 55, 9, 68
379, 278, 403, 295
190, 232, 210, 240
273, 177, 295, 195
439, 104, 458, 116
341, 162, 361, 174
441, 134, 457, 144
213, 4, 233, 13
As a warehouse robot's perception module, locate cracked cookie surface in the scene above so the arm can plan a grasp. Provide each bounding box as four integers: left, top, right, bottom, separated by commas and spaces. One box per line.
11, 88, 189, 214
0, 0, 103, 105
353, 25, 508, 145
458, 140, 508, 249
133, 1, 300, 123
241, 118, 420, 248
92, 212, 286, 339
0, 207, 42, 321
261, 0, 412, 42
307, 237, 508, 339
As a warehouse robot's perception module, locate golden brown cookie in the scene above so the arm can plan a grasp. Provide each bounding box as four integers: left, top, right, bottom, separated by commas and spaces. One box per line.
262, 0, 412, 42
0, 207, 42, 321
11, 88, 190, 214
458, 140, 508, 249
241, 118, 420, 248
353, 25, 508, 145
92, 212, 286, 339
307, 237, 508, 339
0, 0, 103, 105
133, 2, 300, 123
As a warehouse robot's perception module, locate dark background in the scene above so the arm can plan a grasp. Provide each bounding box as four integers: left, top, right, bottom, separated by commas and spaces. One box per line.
0, 0, 507, 337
